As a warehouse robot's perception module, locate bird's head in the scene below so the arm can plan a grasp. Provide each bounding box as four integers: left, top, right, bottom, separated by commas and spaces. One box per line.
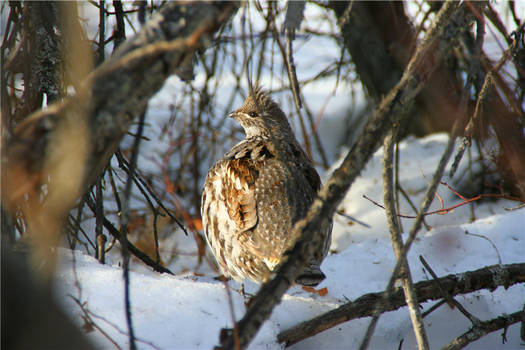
229, 87, 294, 139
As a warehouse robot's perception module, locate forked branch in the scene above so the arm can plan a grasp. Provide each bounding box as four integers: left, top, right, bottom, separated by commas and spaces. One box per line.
277, 263, 525, 347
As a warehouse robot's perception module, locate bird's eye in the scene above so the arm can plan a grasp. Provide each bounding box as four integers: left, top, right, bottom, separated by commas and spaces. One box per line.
248, 111, 258, 117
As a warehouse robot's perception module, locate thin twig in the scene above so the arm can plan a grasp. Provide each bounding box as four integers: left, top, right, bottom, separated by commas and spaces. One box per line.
70, 295, 162, 350
394, 140, 404, 233
419, 255, 481, 325
374, 128, 429, 350
464, 231, 502, 265
115, 151, 187, 235
335, 210, 371, 228
68, 213, 96, 251
152, 211, 161, 265
98, 0, 106, 65
396, 184, 431, 231
360, 126, 459, 349
95, 178, 106, 263
363, 185, 525, 219
241, 0, 254, 98
422, 299, 448, 318
441, 310, 525, 350
277, 263, 525, 347
285, 33, 302, 109
86, 197, 174, 275
69, 295, 122, 350
222, 279, 241, 350
119, 112, 148, 350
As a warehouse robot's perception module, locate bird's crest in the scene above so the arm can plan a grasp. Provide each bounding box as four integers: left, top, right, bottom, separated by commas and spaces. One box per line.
240, 86, 280, 114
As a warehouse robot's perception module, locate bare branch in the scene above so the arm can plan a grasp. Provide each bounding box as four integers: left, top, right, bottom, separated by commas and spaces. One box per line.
278, 263, 525, 347
441, 310, 525, 350
119, 110, 148, 350
378, 128, 429, 350
3, 1, 239, 211
419, 255, 481, 325
217, 1, 477, 349
84, 195, 175, 275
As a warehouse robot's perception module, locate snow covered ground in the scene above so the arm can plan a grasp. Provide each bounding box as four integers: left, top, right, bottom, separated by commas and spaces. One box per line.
55, 133, 525, 350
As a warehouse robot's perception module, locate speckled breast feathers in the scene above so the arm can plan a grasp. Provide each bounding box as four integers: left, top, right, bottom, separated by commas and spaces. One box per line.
201, 88, 331, 285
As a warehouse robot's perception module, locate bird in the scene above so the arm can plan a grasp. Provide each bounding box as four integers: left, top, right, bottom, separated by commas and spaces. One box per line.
201, 87, 331, 287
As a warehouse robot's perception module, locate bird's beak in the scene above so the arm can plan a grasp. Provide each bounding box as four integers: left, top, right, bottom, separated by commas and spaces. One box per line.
228, 111, 237, 118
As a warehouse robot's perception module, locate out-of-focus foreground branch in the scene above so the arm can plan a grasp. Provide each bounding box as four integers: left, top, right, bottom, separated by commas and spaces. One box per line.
4, 1, 238, 203
1, 1, 239, 271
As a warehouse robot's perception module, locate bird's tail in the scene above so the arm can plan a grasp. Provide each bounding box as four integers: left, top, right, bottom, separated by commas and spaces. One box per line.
296, 264, 326, 287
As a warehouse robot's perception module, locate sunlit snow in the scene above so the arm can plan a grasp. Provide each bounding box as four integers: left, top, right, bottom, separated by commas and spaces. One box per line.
56, 133, 525, 350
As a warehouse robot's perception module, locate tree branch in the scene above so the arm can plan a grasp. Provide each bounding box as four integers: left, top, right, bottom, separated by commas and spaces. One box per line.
217, 1, 477, 349
85, 195, 174, 275
441, 310, 525, 350
278, 263, 525, 347
3, 1, 239, 211
380, 128, 429, 350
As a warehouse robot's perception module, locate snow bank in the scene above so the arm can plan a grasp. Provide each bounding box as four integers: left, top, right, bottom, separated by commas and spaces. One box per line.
56, 133, 524, 349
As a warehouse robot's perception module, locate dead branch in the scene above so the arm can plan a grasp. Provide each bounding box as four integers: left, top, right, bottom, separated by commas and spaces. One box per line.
331, 1, 525, 197
278, 262, 525, 347
84, 195, 174, 275
419, 256, 481, 324
363, 182, 525, 220
441, 310, 525, 350
217, 2, 476, 349
382, 128, 429, 350
119, 109, 148, 350
3, 1, 239, 212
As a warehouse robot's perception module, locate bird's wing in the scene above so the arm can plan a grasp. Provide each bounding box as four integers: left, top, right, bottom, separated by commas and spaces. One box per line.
223, 157, 259, 231
289, 142, 321, 193
201, 153, 259, 245
202, 142, 265, 278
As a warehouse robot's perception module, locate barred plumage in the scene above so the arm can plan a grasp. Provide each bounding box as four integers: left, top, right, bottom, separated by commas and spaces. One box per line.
201, 87, 331, 286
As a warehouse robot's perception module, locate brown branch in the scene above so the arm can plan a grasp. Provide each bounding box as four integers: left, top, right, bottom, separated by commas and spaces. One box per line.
363, 185, 525, 219
419, 255, 481, 325
441, 310, 525, 350
217, 2, 476, 349
84, 195, 174, 275
360, 126, 459, 347
3, 1, 239, 211
380, 128, 429, 350
277, 263, 525, 347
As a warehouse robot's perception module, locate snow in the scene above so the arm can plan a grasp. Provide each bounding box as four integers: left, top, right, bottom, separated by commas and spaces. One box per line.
51, 2, 525, 349
55, 133, 525, 350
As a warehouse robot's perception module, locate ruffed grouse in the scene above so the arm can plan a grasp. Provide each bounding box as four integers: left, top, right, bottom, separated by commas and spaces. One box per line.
201, 87, 331, 286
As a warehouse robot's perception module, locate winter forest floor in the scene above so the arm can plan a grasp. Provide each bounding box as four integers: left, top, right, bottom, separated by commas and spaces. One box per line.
55, 133, 525, 350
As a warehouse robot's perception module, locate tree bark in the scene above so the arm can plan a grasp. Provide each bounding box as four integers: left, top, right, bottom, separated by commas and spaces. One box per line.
278, 263, 525, 347
331, 1, 525, 196
3, 1, 239, 211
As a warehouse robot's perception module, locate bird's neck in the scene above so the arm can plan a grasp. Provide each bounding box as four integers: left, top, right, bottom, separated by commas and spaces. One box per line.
245, 122, 296, 143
